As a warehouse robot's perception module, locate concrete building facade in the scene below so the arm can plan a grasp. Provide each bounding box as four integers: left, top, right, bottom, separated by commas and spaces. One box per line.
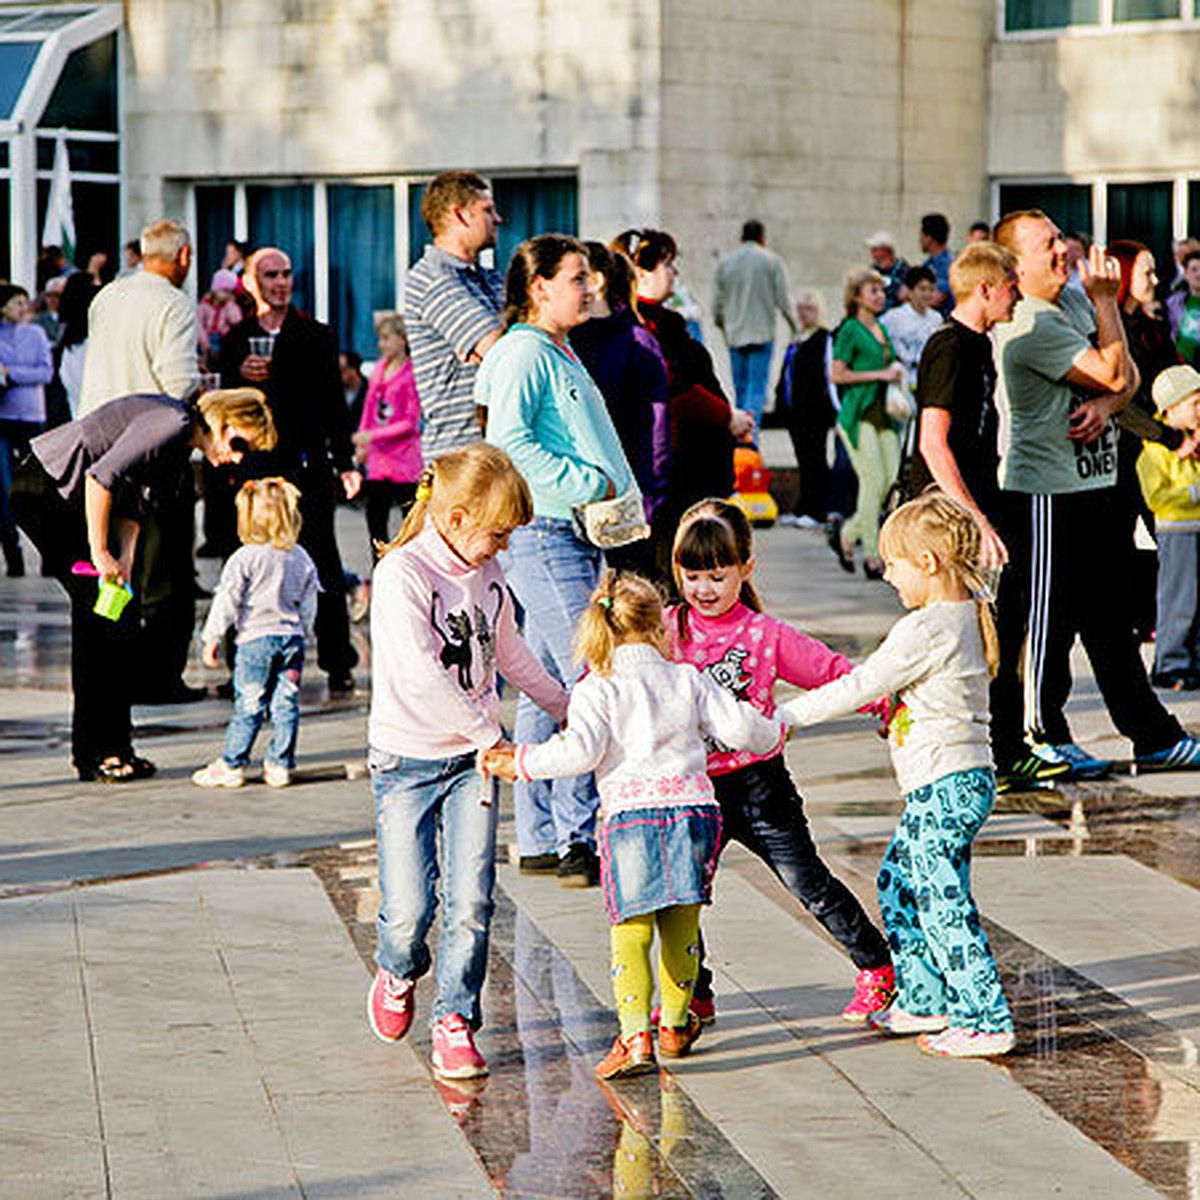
3, 1, 1198, 360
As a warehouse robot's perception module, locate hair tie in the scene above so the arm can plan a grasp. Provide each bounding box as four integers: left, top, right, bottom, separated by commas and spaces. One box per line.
597, 596, 613, 610
415, 469, 434, 503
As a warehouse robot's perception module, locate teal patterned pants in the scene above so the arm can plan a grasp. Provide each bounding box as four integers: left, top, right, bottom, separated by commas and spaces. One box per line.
876, 768, 1013, 1033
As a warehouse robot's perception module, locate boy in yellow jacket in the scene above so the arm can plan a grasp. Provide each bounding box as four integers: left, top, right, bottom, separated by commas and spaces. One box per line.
1138, 364, 1200, 689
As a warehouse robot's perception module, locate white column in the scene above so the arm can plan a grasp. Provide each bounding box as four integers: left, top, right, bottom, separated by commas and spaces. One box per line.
394, 179, 408, 310
10, 128, 37, 290
313, 181, 328, 324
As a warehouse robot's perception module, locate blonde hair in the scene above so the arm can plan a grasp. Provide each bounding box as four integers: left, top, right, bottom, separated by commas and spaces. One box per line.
794, 286, 826, 326
197, 387, 277, 452
878, 493, 999, 675
235, 476, 302, 550
843, 267, 885, 318
574, 570, 667, 676
140, 218, 189, 262
375, 311, 407, 345
383, 443, 532, 556
949, 242, 1016, 302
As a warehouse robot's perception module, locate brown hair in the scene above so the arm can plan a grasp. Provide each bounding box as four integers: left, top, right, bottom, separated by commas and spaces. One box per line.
383, 442, 532, 556
671, 498, 762, 641
500, 234, 588, 331
235, 476, 302, 550
574, 569, 667, 676
878, 492, 1000, 675
610, 228, 678, 273
583, 240, 638, 314
421, 171, 491, 237
843, 267, 885, 318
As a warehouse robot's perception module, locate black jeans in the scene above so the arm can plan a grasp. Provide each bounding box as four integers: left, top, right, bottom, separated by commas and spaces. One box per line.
11, 458, 138, 772
363, 479, 417, 559
695, 757, 890, 998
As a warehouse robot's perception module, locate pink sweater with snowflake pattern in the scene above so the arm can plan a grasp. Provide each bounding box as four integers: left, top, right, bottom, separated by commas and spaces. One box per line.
665, 602, 858, 776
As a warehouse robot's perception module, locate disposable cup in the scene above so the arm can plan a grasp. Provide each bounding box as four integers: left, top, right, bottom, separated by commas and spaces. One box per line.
249, 336, 274, 359
94, 579, 133, 622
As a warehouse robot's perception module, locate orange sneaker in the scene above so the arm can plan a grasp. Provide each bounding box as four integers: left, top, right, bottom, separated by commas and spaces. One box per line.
596, 1030, 656, 1080
658, 1011, 703, 1059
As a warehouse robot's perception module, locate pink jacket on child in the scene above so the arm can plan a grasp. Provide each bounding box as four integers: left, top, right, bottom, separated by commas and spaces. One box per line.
358, 357, 423, 484
665, 602, 858, 776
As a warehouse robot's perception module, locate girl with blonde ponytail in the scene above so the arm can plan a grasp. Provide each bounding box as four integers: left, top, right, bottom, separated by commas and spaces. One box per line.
777, 492, 1016, 1060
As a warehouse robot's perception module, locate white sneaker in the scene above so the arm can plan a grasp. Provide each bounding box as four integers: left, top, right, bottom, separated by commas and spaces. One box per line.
917, 1027, 1015, 1058
868, 1005, 949, 1036
192, 759, 245, 789
263, 761, 292, 788
777, 513, 802, 527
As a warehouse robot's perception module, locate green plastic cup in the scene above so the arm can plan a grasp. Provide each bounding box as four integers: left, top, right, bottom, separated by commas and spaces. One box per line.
94, 579, 133, 622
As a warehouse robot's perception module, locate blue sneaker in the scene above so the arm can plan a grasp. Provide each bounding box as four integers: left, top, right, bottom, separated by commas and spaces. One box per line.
1030, 741, 1112, 780
1135, 735, 1200, 773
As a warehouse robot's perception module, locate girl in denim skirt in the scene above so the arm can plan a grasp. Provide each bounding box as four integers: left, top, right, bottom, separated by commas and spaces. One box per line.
484, 570, 783, 1079
365, 444, 568, 1079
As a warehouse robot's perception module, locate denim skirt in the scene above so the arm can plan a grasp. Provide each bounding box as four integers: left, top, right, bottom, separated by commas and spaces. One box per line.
598, 804, 722, 925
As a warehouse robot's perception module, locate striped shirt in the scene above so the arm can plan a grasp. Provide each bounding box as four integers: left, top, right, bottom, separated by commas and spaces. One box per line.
404, 244, 503, 461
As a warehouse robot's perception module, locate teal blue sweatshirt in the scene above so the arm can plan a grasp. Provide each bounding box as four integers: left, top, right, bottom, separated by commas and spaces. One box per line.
478, 324, 636, 520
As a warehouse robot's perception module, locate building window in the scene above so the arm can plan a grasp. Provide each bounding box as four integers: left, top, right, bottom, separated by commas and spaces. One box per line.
246, 184, 316, 315
196, 185, 236, 291
328, 184, 395, 361
1107, 182, 1174, 279
1004, 0, 1098, 32
406, 174, 578, 271
1113, 0, 1180, 17
997, 183, 1093, 235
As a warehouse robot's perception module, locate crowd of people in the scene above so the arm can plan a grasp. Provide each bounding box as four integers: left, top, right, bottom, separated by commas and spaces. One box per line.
4, 174, 1200, 1086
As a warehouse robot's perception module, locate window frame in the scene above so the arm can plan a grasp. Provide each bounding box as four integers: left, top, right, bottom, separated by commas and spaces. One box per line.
1000, 0, 1198, 38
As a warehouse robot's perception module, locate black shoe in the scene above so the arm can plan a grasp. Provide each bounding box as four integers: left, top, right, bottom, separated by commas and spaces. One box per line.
1151, 670, 1193, 691
825, 519, 855, 574
863, 562, 885, 581
557, 842, 599, 888
133, 683, 208, 705
328, 673, 356, 696
519, 852, 560, 875
216, 680, 234, 701
995, 753, 1070, 794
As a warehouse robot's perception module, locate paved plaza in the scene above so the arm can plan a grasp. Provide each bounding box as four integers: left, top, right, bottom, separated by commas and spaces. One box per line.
1, 476, 1198, 1198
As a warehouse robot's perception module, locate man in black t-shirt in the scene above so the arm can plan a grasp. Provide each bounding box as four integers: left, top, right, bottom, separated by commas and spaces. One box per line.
910, 242, 1020, 568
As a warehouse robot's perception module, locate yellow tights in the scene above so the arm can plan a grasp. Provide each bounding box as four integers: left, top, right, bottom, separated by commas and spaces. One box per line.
609, 903, 701, 1037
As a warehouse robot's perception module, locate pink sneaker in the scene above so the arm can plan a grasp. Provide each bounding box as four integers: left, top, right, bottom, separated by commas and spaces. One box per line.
918, 1027, 1016, 1058
432, 1013, 488, 1079
841, 964, 896, 1023
367, 967, 414, 1043
867, 1005, 949, 1036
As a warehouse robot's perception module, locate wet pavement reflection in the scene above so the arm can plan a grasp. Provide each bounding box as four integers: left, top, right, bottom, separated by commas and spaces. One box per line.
311, 844, 777, 1198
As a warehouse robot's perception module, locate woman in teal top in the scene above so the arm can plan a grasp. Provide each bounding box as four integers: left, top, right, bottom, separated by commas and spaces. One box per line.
830, 267, 904, 579
478, 234, 637, 886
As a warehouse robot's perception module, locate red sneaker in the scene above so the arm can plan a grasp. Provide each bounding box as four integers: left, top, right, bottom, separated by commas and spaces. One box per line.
367, 967, 414, 1043
432, 1013, 488, 1079
650, 994, 716, 1029
841, 964, 896, 1023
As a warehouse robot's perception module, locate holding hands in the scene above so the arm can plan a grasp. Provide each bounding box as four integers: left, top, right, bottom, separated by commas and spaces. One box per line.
479, 740, 517, 782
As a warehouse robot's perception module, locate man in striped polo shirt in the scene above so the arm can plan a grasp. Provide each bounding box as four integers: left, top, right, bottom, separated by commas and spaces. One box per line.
405, 172, 504, 461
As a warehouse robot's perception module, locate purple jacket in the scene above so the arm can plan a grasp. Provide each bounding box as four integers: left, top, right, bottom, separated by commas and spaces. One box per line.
571, 307, 670, 514
0, 320, 53, 424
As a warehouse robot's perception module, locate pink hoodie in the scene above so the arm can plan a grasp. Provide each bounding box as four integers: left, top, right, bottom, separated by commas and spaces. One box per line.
665, 601, 856, 776
358, 357, 423, 484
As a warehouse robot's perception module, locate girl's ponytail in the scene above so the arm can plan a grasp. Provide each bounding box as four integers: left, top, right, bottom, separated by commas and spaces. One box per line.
574, 570, 666, 676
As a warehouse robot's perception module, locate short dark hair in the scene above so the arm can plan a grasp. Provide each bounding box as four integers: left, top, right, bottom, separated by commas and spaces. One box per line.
421, 171, 491, 237
741, 219, 765, 243
904, 265, 936, 290
1183, 250, 1200, 270
123, 239, 142, 257
969, 221, 990, 237
341, 349, 363, 370
1064, 230, 1092, 250
921, 213, 950, 244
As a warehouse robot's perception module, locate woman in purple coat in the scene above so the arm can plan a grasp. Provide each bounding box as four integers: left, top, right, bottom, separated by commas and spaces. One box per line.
572, 242, 670, 577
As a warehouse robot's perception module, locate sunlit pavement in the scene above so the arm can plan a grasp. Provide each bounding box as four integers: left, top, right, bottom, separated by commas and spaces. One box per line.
1, 499, 1198, 1198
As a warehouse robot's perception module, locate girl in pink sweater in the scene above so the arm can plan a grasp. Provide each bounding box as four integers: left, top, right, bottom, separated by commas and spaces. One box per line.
366, 443, 568, 1080
667, 499, 894, 1023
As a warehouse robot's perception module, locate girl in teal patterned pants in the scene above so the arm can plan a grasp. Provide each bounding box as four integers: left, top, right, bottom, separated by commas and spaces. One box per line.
780, 492, 1015, 1057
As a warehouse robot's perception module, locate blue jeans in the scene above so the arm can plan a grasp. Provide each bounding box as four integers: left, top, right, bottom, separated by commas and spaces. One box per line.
502, 518, 602, 856
223, 634, 304, 768
370, 748, 499, 1027
728, 342, 773, 434
1154, 529, 1200, 676
877, 768, 1013, 1032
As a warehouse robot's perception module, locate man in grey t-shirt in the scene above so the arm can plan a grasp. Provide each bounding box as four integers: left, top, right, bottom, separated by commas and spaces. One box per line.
991, 209, 1196, 789
405, 172, 504, 462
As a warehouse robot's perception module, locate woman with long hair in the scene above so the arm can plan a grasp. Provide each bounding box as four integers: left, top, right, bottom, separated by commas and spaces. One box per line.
476, 234, 638, 887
